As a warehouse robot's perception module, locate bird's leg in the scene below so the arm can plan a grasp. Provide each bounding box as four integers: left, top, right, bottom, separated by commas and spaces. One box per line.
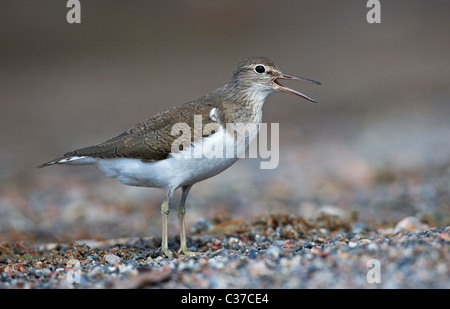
177, 185, 200, 256
160, 189, 173, 258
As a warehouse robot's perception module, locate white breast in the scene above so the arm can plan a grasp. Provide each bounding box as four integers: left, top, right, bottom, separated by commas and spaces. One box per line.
59, 119, 263, 190
95, 127, 242, 189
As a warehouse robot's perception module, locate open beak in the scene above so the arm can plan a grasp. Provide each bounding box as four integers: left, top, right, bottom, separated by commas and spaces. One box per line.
274, 73, 321, 103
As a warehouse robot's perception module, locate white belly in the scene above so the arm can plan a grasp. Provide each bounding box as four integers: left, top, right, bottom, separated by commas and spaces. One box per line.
93, 127, 247, 189
95, 155, 238, 189
60, 125, 258, 190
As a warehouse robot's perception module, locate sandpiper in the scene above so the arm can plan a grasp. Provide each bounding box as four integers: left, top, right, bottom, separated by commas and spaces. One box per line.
38, 57, 321, 258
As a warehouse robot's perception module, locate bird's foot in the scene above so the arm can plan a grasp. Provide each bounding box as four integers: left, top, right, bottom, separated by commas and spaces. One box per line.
178, 247, 202, 257
159, 247, 173, 259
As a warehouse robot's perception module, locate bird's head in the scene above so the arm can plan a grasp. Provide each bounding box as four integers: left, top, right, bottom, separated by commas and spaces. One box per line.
230, 57, 321, 103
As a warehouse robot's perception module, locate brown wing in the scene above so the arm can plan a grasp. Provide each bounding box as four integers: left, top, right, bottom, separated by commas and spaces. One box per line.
61, 99, 220, 161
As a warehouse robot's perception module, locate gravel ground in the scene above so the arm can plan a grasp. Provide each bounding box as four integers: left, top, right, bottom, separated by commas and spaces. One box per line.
1, 213, 448, 289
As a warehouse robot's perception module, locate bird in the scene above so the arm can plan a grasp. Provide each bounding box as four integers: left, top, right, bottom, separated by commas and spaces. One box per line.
38, 57, 321, 258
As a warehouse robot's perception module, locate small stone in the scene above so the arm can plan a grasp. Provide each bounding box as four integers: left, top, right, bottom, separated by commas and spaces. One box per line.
283, 240, 297, 248
358, 239, 371, 246
367, 243, 379, 252
348, 241, 357, 248
268, 231, 280, 242
199, 234, 214, 245
227, 237, 239, 245
437, 231, 449, 241
255, 234, 266, 242
316, 237, 325, 243
319, 228, 328, 234
266, 246, 280, 259
124, 259, 138, 267
310, 246, 321, 254
34, 270, 44, 277
191, 218, 213, 234
104, 254, 122, 265
394, 216, 424, 234
247, 249, 258, 259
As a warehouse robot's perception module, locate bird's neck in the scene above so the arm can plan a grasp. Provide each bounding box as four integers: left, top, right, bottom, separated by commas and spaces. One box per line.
214, 82, 273, 125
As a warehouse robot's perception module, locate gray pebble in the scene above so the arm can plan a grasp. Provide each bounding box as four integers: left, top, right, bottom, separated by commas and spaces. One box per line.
104, 254, 122, 264
367, 243, 379, 252
191, 218, 213, 234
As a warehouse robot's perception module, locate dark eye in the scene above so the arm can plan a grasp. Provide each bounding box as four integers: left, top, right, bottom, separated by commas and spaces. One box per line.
255, 65, 265, 74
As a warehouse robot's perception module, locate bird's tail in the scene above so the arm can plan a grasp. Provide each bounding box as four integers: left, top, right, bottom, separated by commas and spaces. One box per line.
36, 156, 94, 168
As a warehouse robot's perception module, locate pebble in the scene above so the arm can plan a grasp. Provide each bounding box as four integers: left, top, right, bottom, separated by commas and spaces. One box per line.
266, 246, 280, 259
348, 240, 358, 248
394, 216, 424, 234
254, 234, 266, 242
247, 249, 259, 259
104, 254, 122, 265
191, 218, 213, 234
366, 243, 379, 252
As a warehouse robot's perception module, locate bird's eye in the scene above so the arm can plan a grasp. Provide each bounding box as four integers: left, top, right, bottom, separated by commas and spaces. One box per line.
255, 65, 265, 74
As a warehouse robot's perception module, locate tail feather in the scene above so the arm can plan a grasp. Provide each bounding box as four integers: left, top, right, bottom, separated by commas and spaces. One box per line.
36, 156, 94, 168
36, 157, 66, 168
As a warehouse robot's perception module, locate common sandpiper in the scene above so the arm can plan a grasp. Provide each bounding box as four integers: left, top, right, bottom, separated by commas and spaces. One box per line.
38, 57, 321, 258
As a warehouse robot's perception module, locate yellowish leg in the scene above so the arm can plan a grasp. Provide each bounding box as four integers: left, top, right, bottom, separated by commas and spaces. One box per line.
160, 191, 173, 258
177, 185, 200, 256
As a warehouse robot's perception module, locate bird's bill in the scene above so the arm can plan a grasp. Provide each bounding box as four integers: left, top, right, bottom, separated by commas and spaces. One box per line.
274, 73, 321, 103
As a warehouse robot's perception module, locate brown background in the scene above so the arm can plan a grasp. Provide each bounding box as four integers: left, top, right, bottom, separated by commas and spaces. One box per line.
1, 1, 449, 242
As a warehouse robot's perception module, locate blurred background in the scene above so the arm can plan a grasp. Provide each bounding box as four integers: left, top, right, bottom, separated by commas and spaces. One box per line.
1, 1, 449, 243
